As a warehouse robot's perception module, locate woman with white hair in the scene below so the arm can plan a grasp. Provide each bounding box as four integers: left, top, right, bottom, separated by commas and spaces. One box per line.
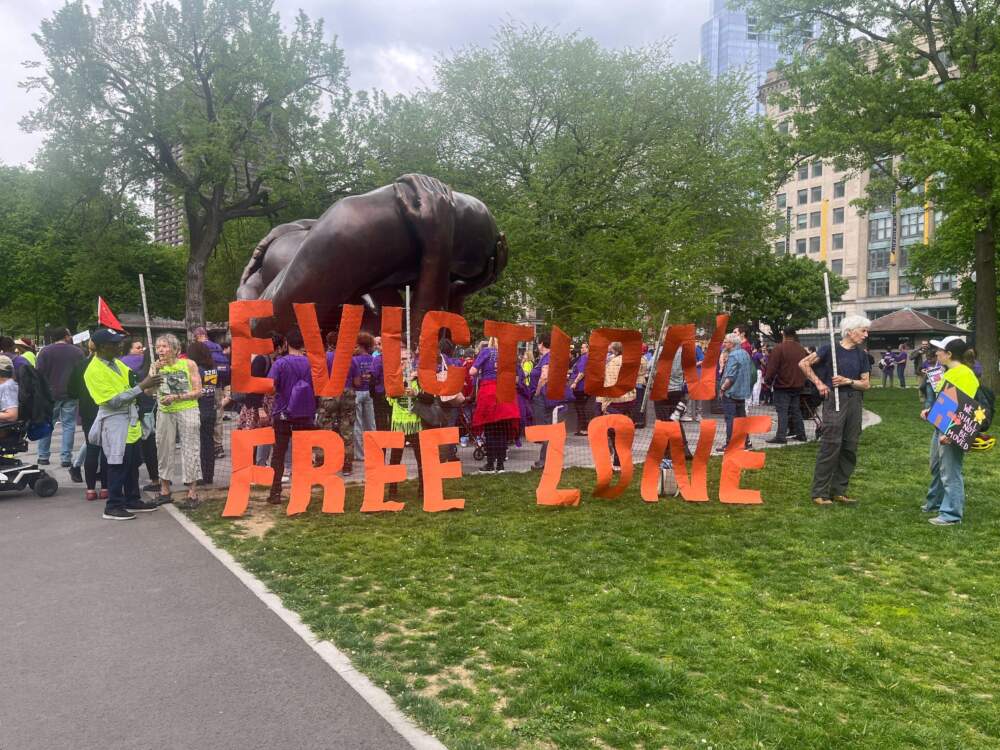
799, 315, 872, 505
151, 333, 203, 508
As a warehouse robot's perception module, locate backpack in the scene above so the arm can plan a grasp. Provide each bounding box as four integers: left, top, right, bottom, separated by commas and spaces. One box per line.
285, 364, 317, 420
974, 385, 995, 432
16, 363, 55, 440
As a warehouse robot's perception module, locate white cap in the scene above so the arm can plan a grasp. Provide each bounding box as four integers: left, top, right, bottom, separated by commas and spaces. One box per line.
929, 335, 963, 350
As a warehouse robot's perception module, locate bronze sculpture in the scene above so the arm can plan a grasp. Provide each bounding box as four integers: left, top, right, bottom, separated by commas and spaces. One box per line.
238, 174, 507, 334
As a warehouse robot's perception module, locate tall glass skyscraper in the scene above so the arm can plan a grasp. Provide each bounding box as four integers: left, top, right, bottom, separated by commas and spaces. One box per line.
700, 0, 785, 116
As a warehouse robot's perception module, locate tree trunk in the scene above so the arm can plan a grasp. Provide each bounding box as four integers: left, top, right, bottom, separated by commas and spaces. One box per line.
185, 220, 222, 332
973, 225, 998, 391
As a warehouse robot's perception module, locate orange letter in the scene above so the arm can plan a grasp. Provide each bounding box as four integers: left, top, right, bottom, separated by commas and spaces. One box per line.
584, 328, 643, 397
640, 420, 715, 503
360, 431, 407, 512
294, 302, 363, 398
525, 422, 581, 507
719, 416, 771, 504
230, 300, 275, 394
381, 306, 403, 397
287, 430, 346, 515
222, 427, 275, 517
587, 414, 635, 499
483, 320, 534, 404
546, 325, 571, 402
417, 310, 470, 396
417, 427, 465, 512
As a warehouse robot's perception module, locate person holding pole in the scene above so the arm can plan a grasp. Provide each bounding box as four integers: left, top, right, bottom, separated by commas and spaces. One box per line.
799, 315, 872, 506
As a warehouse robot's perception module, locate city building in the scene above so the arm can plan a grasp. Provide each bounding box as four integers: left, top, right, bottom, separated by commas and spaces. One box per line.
153, 174, 185, 247
700, 0, 788, 116
759, 69, 962, 349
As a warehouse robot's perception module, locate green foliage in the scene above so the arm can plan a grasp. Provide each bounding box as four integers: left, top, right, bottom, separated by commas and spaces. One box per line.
191, 390, 1000, 749
717, 251, 849, 340
741, 0, 1000, 388
0, 164, 184, 335
24, 0, 349, 328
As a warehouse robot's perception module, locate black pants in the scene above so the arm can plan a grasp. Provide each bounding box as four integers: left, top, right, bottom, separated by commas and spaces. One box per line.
772, 387, 805, 441
633, 385, 647, 427
373, 393, 392, 432
483, 422, 507, 467
198, 399, 217, 483
573, 392, 592, 434
653, 391, 692, 457
106, 441, 141, 512
139, 431, 159, 482
388, 432, 422, 494
269, 418, 317, 499
84, 441, 108, 491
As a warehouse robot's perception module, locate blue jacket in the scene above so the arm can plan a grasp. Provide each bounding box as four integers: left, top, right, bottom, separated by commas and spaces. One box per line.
722, 348, 754, 400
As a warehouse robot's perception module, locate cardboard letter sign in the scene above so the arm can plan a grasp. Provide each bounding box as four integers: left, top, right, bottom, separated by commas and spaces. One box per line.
525, 422, 581, 506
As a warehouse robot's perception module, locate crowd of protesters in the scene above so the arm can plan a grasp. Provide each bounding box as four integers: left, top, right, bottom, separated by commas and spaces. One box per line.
0, 311, 988, 527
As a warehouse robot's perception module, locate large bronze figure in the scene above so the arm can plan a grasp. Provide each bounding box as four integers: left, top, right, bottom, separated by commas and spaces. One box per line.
238, 174, 507, 334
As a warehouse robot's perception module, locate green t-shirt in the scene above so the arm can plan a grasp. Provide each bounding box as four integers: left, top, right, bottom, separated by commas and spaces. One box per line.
157, 359, 199, 413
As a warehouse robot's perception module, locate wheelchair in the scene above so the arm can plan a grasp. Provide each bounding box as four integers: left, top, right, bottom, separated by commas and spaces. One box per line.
0, 421, 59, 497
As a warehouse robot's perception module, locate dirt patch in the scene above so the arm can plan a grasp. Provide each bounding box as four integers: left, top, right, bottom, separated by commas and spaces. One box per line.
417, 663, 478, 699
233, 505, 280, 539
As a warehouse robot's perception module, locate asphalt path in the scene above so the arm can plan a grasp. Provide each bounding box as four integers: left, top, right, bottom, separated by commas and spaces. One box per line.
0, 480, 416, 750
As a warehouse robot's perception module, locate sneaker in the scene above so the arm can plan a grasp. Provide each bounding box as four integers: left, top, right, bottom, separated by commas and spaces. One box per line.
929, 516, 960, 526
37, 458, 50, 465
103, 508, 136, 521
85, 489, 97, 501
920, 505, 937, 513
266, 493, 283, 505
125, 500, 159, 513
789, 435, 807, 442
478, 464, 496, 474
196, 479, 212, 486
60, 460, 72, 468
153, 494, 173, 506
69, 466, 83, 483
214, 448, 225, 459
342, 466, 353, 476
495, 464, 506, 474
99, 489, 109, 500
765, 438, 787, 445
531, 461, 545, 470
142, 483, 160, 492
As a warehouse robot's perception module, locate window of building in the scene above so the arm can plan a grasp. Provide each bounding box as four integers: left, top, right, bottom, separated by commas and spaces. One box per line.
918, 306, 958, 325
797, 189, 808, 205
896, 245, 908, 269
809, 236, 821, 253
869, 216, 892, 242
831, 259, 844, 275
868, 277, 889, 296
932, 274, 959, 292
868, 247, 890, 271
774, 240, 786, 255
900, 211, 924, 239
797, 165, 809, 181
796, 238, 807, 254
796, 213, 807, 229
776, 193, 786, 209
833, 180, 845, 198
809, 211, 821, 228
811, 186, 822, 202
866, 309, 894, 321
832, 233, 844, 250
832, 207, 845, 224
832, 312, 845, 329
899, 274, 913, 295
811, 161, 823, 178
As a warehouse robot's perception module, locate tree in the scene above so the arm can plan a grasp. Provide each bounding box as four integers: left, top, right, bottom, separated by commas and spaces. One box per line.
428, 23, 779, 335
717, 252, 848, 341
23, 0, 348, 330
741, 0, 1000, 389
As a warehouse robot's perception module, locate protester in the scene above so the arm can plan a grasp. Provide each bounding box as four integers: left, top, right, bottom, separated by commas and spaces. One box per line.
920, 336, 980, 525
187, 341, 218, 486
800, 315, 872, 505
315, 330, 357, 474
682, 337, 707, 422
962, 346, 984, 378
569, 342, 592, 435
237, 334, 283, 468
352, 332, 380, 465
879, 350, 895, 387
83, 328, 162, 520
66, 340, 108, 500
0, 356, 19, 428
152, 333, 203, 508
14, 338, 37, 367
387, 350, 424, 496
652, 347, 694, 457
528, 333, 570, 470
596, 342, 636, 471
0, 337, 28, 380
719, 333, 754, 453
193, 327, 229, 459
266, 327, 317, 505
120, 337, 159, 491
894, 343, 909, 387
633, 344, 651, 428
35, 326, 84, 467
764, 328, 809, 444
371, 333, 391, 431
470, 337, 520, 473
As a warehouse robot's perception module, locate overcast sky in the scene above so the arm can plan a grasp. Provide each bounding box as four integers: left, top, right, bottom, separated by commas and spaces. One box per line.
0, 0, 709, 167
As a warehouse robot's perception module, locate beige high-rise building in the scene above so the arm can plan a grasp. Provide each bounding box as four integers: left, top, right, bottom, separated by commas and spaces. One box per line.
759, 70, 961, 347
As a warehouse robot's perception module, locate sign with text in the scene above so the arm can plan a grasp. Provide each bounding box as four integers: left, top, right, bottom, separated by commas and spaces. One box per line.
926, 385, 988, 451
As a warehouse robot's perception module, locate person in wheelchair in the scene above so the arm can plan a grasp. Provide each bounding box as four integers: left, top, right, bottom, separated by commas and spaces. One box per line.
0, 354, 19, 436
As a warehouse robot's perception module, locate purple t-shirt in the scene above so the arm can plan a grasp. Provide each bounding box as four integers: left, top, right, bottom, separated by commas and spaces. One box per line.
268, 354, 313, 419
351, 353, 381, 392
570, 353, 588, 393
472, 348, 499, 382
325, 350, 358, 393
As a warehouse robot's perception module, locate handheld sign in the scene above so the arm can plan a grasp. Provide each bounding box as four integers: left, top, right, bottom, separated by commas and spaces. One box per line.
926, 384, 988, 452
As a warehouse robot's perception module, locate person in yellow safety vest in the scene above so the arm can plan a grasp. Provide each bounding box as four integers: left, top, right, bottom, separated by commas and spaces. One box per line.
84, 328, 162, 521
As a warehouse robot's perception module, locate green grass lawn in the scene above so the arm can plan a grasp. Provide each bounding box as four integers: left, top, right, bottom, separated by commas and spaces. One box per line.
190, 390, 1000, 750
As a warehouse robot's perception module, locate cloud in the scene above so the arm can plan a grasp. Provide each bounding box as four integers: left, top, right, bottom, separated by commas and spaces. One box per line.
0, 0, 708, 165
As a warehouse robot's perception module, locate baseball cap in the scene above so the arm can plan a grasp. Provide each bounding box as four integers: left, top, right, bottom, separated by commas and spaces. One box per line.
0, 354, 13, 374
92, 328, 127, 345
929, 335, 963, 350
14, 337, 34, 350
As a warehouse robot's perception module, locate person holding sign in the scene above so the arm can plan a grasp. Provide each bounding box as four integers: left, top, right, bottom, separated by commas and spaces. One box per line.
799, 315, 871, 506
920, 336, 980, 525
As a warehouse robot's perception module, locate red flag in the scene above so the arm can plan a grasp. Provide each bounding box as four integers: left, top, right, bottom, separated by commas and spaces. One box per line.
97, 297, 125, 331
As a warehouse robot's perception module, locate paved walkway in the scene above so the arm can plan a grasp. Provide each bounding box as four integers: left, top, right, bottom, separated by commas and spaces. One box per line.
0, 486, 418, 750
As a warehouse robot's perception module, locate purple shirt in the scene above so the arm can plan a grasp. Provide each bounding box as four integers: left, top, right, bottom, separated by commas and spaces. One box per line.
472, 347, 499, 382
351, 353, 381, 391
268, 354, 312, 419
325, 350, 358, 393
570, 353, 588, 393
120, 353, 144, 371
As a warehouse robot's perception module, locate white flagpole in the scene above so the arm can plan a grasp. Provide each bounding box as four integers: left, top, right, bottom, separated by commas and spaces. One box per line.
138, 274, 154, 352
640, 309, 670, 419
823, 272, 840, 412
